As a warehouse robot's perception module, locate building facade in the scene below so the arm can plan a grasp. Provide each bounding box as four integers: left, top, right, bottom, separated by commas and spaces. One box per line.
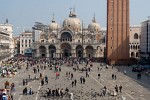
129, 26, 140, 59
140, 19, 150, 60
14, 37, 20, 55
33, 11, 106, 59
106, 0, 130, 64
0, 23, 14, 56
19, 31, 34, 56
0, 28, 13, 63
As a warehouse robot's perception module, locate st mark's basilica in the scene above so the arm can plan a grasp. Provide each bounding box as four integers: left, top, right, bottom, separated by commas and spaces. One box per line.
33, 10, 106, 59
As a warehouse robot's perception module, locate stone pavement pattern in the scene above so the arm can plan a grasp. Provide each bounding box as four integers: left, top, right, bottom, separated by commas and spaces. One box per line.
0, 62, 150, 100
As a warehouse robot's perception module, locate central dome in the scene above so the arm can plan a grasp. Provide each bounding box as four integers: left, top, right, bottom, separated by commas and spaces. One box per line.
63, 11, 81, 32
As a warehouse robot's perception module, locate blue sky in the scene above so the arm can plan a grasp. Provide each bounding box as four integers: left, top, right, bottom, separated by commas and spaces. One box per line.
0, 0, 150, 36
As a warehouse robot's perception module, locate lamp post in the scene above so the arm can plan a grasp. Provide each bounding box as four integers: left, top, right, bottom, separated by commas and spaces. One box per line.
81, 21, 84, 60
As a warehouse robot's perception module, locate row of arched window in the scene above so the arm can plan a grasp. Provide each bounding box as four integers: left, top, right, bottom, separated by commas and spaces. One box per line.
130, 45, 140, 50
130, 52, 139, 58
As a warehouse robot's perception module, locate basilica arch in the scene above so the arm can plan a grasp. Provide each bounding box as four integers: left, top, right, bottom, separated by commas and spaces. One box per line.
39, 46, 46, 57
76, 45, 83, 58
85, 45, 94, 58
60, 32, 72, 42
49, 45, 56, 58
61, 43, 71, 58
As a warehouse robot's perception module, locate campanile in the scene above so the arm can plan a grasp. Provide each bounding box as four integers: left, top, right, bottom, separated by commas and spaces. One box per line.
106, 0, 130, 64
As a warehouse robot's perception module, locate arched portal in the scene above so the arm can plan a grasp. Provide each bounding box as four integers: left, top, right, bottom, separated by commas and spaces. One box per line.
39, 46, 46, 57
136, 52, 139, 58
49, 45, 56, 58
60, 32, 72, 42
86, 45, 94, 58
131, 52, 135, 58
76, 45, 83, 58
61, 43, 71, 58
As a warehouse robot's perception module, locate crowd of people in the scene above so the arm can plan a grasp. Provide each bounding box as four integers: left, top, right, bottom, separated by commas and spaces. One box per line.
0, 81, 15, 100
0, 57, 24, 100
0, 56, 126, 100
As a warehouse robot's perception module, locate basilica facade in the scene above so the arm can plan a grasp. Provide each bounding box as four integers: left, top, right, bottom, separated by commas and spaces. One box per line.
33, 11, 106, 59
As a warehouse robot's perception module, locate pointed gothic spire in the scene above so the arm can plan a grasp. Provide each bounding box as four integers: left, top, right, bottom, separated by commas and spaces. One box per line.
52, 13, 55, 23
69, 7, 73, 17
92, 13, 96, 23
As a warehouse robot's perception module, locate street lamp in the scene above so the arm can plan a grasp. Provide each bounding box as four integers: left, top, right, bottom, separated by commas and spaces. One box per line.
81, 21, 84, 59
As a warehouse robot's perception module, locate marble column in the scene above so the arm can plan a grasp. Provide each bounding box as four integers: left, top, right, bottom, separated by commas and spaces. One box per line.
46, 49, 49, 58
83, 49, 86, 58
36, 48, 40, 57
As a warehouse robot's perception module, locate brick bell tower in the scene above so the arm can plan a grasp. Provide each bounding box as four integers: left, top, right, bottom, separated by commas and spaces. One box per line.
106, 0, 130, 65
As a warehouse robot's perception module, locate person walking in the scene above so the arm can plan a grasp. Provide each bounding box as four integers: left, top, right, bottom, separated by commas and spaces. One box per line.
119, 85, 122, 93
29, 88, 32, 95
72, 81, 74, 87
71, 73, 73, 80
45, 75, 48, 84
23, 79, 26, 86
80, 77, 83, 84
66, 72, 68, 77
112, 65, 114, 69
4, 81, 10, 89
112, 74, 114, 79
10, 94, 14, 100
23, 87, 27, 95
83, 77, 85, 84
115, 85, 118, 93
26, 79, 28, 85
41, 78, 44, 86
59, 67, 61, 72
10, 83, 15, 93
65, 88, 69, 94
86, 72, 89, 77
98, 73, 100, 79
70, 93, 73, 100
97, 66, 100, 71
74, 79, 77, 86
114, 75, 116, 80
56, 72, 59, 79
60, 88, 64, 98
40, 73, 42, 79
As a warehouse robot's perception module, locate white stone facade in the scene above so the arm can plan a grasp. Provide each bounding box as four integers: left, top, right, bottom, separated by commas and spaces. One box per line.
0, 23, 14, 63
14, 37, 20, 55
19, 31, 34, 55
33, 11, 106, 58
129, 26, 141, 59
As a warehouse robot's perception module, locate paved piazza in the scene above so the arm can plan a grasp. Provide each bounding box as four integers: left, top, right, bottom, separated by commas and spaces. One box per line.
1, 61, 150, 100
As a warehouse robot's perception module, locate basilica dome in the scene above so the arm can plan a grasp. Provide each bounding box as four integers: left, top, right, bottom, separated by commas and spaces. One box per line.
63, 11, 81, 31
88, 17, 101, 32
49, 18, 60, 31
